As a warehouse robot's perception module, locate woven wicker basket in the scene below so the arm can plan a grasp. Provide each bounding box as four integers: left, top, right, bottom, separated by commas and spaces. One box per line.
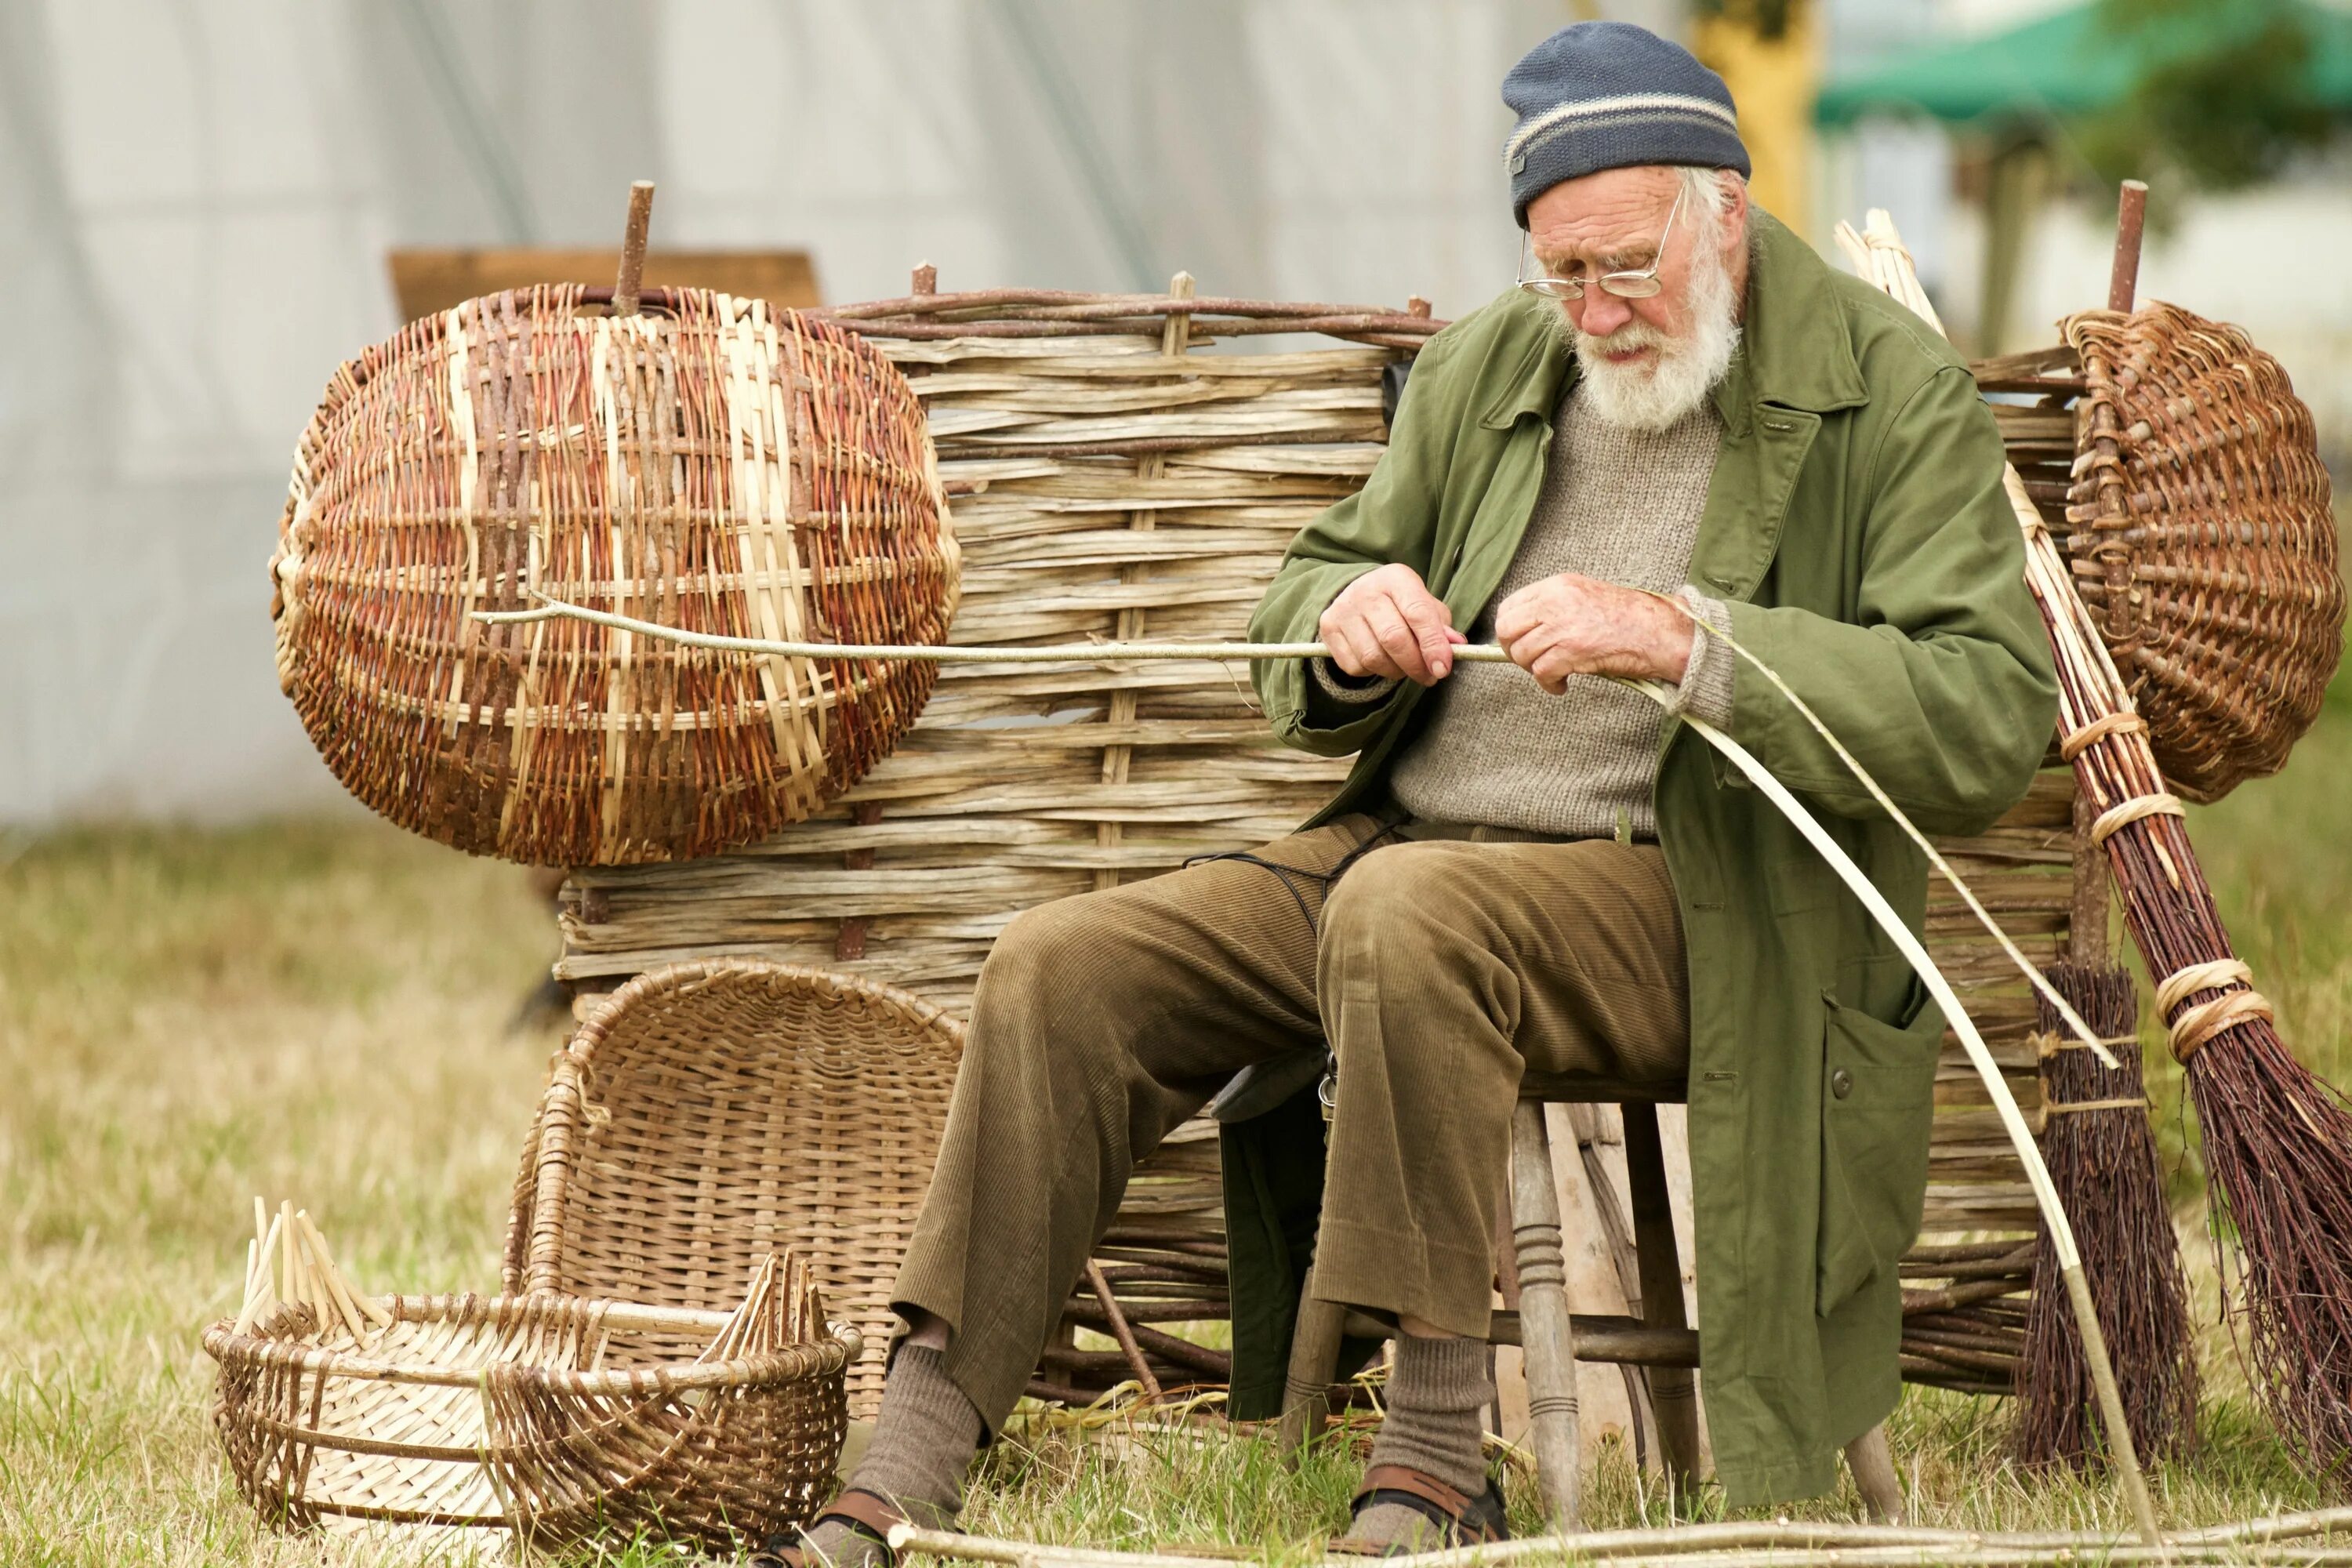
507, 960, 964, 1419
203, 1283, 856, 1550
270, 284, 960, 866
2062, 300, 2343, 800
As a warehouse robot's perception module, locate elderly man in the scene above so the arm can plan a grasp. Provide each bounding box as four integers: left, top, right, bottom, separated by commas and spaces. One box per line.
771, 20, 2056, 1563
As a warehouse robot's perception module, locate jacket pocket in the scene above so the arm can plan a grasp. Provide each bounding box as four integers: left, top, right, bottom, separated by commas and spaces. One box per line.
1814, 978, 1941, 1317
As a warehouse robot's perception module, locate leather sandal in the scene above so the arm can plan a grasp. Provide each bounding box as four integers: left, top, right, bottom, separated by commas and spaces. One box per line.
746, 1488, 906, 1568
1329, 1463, 1511, 1555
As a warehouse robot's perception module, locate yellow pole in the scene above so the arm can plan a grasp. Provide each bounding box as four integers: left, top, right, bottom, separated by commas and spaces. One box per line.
1692, 0, 1818, 230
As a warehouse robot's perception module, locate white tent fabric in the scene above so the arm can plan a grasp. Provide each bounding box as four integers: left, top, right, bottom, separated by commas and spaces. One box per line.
5, 0, 1650, 823
6, 0, 2339, 825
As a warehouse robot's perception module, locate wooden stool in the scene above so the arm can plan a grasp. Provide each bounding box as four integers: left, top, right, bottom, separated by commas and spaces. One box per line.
1273, 1072, 1903, 1530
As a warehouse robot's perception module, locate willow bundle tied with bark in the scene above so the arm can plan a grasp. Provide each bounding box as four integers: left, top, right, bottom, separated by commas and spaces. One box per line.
1842, 206, 2352, 1485
2014, 962, 2197, 1468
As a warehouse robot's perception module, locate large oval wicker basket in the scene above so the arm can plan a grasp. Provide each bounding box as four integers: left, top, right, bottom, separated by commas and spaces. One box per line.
271, 285, 961, 865
204, 1283, 856, 1551
508, 960, 964, 1418
2063, 300, 2343, 800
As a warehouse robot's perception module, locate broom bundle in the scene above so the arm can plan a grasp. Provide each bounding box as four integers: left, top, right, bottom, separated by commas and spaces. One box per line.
2013, 963, 2197, 1468
1841, 207, 2352, 1484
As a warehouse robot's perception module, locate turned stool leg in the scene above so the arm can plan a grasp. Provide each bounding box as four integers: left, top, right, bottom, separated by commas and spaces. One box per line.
1845, 1421, 1905, 1524
1511, 1100, 1581, 1528
1622, 1103, 1701, 1504
1277, 1271, 1347, 1464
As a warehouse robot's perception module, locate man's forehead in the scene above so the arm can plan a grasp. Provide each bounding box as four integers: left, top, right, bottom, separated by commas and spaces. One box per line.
1527, 167, 1680, 254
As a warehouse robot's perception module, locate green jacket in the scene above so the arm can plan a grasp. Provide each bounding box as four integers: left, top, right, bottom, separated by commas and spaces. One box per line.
1225, 212, 2058, 1507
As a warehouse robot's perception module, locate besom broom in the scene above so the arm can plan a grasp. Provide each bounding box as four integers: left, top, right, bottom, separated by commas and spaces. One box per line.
1839, 205, 2352, 1487
2004, 186, 2195, 1475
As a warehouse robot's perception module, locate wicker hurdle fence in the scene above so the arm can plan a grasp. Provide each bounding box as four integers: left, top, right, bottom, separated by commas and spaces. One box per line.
550, 274, 2080, 1404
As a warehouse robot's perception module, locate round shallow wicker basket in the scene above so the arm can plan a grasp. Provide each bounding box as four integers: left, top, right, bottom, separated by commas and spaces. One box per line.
271, 284, 960, 866
2063, 300, 2343, 800
204, 1286, 856, 1550
510, 960, 964, 1418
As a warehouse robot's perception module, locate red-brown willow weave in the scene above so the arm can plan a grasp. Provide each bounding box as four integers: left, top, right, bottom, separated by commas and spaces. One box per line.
2063, 303, 2342, 801
270, 284, 959, 865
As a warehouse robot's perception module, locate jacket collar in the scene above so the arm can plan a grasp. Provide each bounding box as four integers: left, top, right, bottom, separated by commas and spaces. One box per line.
1477, 209, 1869, 436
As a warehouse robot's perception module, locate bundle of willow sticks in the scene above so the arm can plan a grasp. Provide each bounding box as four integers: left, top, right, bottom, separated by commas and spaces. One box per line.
2012, 964, 2195, 1468
1842, 209, 2352, 1483
232, 1197, 389, 1344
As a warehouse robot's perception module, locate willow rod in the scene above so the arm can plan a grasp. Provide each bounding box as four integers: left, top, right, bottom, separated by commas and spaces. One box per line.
481, 595, 2110, 1065
478, 594, 2157, 1541
887, 1508, 2352, 1568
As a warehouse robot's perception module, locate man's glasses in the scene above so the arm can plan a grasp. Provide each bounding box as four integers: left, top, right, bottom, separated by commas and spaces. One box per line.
1517, 182, 1686, 302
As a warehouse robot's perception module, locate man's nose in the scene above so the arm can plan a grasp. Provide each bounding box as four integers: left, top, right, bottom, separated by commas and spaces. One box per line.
1577, 290, 1633, 337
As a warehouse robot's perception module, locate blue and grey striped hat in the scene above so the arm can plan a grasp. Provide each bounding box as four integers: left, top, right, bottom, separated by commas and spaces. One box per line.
1502, 22, 1750, 228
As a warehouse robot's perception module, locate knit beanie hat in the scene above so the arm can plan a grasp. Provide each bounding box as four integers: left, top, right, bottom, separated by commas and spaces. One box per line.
1503, 22, 1750, 227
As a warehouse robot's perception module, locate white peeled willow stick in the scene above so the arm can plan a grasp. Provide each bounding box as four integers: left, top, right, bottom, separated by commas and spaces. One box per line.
1662, 688, 2156, 1544
1829, 207, 2157, 1541
1643, 593, 2118, 1069
478, 593, 2106, 1062
481, 593, 2159, 1541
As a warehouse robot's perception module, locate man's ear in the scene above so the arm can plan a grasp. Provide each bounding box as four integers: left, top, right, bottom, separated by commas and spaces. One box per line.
1719, 171, 1750, 232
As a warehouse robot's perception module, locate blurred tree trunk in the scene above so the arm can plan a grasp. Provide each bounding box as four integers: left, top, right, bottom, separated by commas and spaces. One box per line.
1980, 136, 2049, 356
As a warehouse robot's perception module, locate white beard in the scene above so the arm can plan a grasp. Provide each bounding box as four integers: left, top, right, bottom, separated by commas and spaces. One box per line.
1563, 234, 1741, 432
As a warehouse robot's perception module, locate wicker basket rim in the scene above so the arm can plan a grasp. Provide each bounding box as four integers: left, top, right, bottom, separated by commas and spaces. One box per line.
201, 1291, 861, 1396
567, 959, 967, 1066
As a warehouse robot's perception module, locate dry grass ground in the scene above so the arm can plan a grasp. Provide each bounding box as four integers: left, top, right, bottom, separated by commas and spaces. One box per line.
2, 655, 2347, 1564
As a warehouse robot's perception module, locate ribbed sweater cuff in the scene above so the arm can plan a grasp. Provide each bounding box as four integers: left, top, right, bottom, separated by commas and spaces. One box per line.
1306, 656, 1402, 726
1667, 586, 1734, 729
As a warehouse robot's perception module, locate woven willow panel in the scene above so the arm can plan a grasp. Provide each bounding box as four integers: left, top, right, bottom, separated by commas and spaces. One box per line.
551, 291, 2077, 1396
556, 319, 1378, 996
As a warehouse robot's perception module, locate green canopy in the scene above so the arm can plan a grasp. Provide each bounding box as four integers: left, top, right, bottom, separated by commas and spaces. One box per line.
1816, 0, 2352, 127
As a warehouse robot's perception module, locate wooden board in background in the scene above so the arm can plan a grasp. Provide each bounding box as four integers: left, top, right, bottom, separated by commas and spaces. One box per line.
387, 249, 821, 321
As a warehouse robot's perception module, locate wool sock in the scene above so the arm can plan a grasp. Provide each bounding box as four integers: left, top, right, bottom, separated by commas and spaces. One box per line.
796, 1344, 981, 1566
1343, 1334, 1497, 1550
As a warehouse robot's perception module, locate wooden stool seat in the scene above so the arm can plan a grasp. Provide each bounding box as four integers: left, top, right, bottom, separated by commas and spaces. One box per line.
1275, 1075, 1903, 1530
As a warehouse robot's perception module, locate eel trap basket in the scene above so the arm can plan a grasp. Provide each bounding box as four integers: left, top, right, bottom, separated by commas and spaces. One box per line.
2056, 301, 2341, 800
506, 960, 966, 1420
203, 1255, 857, 1551
270, 283, 961, 866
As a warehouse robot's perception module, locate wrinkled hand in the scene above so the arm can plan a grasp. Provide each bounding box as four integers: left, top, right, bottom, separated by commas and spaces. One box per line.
1319, 564, 1467, 686
1494, 572, 1693, 695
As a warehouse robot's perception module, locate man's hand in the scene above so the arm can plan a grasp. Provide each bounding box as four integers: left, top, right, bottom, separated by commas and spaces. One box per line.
1494, 572, 1694, 694
1319, 564, 1467, 686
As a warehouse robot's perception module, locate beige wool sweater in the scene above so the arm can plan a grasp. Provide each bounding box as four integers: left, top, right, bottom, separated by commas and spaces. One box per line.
1319, 384, 1734, 840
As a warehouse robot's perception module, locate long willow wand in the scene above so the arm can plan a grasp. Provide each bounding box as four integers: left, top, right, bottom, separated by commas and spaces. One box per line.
482, 594, 2161, 1541
1844, 207, 2352, 1494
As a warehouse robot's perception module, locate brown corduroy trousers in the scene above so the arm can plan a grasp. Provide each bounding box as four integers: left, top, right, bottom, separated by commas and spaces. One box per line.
892, 811, 1691, 1429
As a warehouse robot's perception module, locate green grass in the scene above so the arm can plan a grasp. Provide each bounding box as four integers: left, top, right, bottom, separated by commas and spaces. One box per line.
3, 650, 2350, 1563
0, 822, 555, 1566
